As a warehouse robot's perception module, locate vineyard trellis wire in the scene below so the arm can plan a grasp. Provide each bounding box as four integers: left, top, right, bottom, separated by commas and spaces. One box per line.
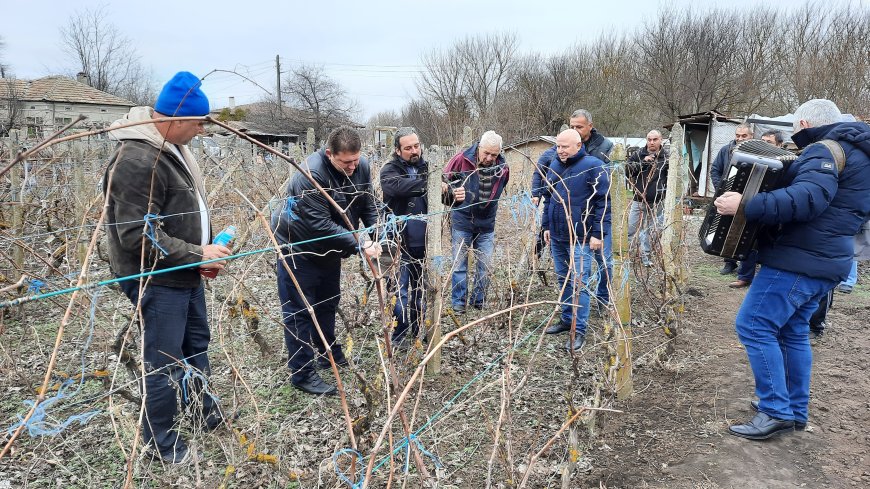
0, 116, 688, 488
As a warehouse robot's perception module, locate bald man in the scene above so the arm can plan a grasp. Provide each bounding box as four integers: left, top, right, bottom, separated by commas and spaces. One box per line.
625, 130, 669, 267
541, 129, 611, 352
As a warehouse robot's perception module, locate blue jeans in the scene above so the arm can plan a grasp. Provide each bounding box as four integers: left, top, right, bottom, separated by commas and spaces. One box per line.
119, 280, 214, 458
277, 255, 342, 384
550, 238, 595, 335
735, 266, 836, 423
627, 200, 663, 262
593, 234, 613, 305
393, 255, 425, 343
450, 229, 495, 309
736, 250, 758, 282
841, 260, 858, 287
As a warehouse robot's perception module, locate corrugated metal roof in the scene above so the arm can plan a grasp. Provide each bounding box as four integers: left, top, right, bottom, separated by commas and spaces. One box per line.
0, 76, 134, 107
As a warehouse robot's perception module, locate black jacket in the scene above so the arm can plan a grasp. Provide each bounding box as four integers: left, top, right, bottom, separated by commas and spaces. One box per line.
104, 140, 210, 288
710, 140, 736, 189
271, 149, 378, 264
379, 155, 428, 255
626, 146, 670, 203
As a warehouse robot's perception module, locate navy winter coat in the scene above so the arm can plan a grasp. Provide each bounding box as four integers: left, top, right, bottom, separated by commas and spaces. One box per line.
531, 129, 613, 198
542, 147, 611, 242
746, 122, 870, 282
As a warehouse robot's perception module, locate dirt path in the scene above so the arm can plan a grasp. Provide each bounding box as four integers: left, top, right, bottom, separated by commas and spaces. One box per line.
584, 252, 870, 488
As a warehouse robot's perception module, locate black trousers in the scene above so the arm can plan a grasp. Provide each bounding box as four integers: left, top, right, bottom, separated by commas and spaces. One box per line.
119, 280, 215, 458
810, 288, 834, 332
277, 255, 342, 383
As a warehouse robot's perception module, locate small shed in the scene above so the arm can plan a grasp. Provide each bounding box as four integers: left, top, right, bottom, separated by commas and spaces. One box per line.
503, 135, 555, 194
665, 111, 743, 199
211, 120, 298, 146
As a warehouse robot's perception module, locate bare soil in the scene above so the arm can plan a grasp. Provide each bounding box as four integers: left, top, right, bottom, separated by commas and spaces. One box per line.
1, 218, 868, 488
584, 248, 870, 488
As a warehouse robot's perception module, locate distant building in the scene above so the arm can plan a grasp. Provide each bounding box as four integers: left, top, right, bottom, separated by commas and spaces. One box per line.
503, 135, 556, 194
0, 73, 134, 137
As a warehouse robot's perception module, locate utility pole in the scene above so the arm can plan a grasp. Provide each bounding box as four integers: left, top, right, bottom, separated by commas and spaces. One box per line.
275, 54, 282, 116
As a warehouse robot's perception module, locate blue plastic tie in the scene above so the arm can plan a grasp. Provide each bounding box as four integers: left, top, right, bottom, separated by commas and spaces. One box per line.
283, 196, 299, 221
180, 359, 220, 406
6, 289, 103, 437
142, 213, 169, 255
333, 448, 365, 489
27, 279, 45, 294
397, 434, 443, 474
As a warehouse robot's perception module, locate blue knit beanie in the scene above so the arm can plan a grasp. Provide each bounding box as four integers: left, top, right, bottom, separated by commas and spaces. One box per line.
154, 71, 210, 116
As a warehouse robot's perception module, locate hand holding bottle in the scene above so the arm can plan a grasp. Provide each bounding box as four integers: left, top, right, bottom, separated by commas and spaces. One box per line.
200, 225, 235, 278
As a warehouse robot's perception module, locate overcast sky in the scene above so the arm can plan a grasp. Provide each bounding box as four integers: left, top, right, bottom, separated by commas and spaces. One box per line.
2, 0, 857, 118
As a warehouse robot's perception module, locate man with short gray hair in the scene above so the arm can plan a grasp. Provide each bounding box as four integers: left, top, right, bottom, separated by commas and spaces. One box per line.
715, 98, 870, 440
443, 130, 510, 313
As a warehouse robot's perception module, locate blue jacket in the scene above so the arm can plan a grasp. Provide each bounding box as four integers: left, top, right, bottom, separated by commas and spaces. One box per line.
542, 147, 611, 242
710, 140, 736, 189
531, 129, 613, 198
443, 142, 510, 234
746, 122, 870, 282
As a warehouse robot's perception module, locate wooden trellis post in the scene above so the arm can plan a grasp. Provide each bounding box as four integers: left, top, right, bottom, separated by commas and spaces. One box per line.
9, 130, 24, 273
608, 143, 633, 399
660, 122, 689, 338
71, 141, 89, 268
305, 127, 315, 154
425, 149, 445, 374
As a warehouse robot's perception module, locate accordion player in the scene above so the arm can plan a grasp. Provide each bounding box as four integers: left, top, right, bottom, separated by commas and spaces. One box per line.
699, 139, 798, 260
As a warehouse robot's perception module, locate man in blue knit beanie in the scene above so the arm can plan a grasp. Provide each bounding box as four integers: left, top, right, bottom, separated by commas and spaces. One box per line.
103, 71, 230, 464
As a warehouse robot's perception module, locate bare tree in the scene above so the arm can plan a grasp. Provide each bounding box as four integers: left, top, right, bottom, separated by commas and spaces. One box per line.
0, 35, 8, 78
59, 6, 155, 104
773, 3, 870, 117
282, 65, 358, 144
417, 32, 519, 143
0, 78, 23, 137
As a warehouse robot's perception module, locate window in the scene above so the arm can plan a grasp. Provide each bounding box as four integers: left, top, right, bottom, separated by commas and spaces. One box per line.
100, 108, 107, 112
55, 117, 73, 126
65, 106, 72, 111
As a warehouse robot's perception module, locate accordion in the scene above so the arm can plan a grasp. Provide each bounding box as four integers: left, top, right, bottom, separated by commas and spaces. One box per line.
699, 140, 798, 260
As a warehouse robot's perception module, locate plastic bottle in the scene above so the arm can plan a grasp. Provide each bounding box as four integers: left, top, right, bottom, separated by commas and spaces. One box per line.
200, 225, 236, 278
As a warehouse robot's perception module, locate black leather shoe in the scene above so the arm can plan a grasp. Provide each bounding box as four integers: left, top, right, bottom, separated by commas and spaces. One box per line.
545, 321, 572, 335
729, 412, 794, 440
720, 263, 737, 275
749, 400, 806, 430
566, 335, 585, 352
292, 372, 337, 395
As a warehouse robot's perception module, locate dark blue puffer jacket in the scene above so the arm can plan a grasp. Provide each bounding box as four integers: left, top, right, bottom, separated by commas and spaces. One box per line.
746, 122, 870, 282
531, 130, 613, 198
542, 147, 611, 242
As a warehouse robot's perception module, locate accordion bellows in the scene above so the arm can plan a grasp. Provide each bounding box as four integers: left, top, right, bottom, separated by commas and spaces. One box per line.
699, 140, 798, 260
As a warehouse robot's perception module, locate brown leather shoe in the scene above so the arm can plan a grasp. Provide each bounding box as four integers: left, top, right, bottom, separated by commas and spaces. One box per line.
729, 280, 751, 288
